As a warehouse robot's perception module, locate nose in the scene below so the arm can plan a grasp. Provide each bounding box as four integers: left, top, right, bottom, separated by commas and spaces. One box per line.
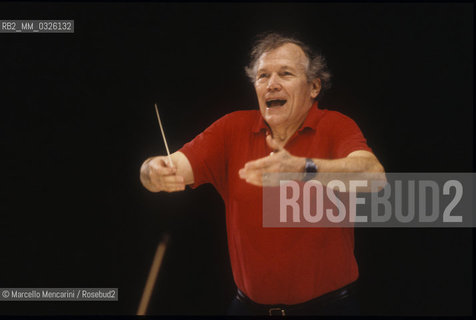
267, 73, 282, 91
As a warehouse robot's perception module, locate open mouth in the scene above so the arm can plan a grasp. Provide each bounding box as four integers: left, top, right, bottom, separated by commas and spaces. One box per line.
266, 99, 287, 108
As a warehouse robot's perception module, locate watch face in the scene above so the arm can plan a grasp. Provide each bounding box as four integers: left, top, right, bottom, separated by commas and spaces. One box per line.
305, 158, 317, 173
303, 159, 317, 181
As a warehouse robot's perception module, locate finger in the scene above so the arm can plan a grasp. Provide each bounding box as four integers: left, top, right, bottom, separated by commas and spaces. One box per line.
151, 179, 185, 192
159, 175, 185, 184
149, 173, 184, 188
159, 157, 177, 171
240, 167, 267, 185
240, 166, 284, 187
266, 134, 283, 152
243, 157, 273, 170
245, 178, 262, 187
162, 157, 175, 169
164, 183, 186, 192
240, 171, 263, 186
240, 168, 262, 179
149, 159, 176, 175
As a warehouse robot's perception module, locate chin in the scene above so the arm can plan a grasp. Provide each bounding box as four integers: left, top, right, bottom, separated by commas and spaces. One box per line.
264, 114, 286, 128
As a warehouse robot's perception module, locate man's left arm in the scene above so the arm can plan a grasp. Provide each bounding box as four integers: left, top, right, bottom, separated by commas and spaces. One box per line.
312, 150, 384, 173
239, 135, 384, 186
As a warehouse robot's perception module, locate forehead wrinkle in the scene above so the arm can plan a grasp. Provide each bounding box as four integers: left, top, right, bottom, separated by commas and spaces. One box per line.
257, 65, 297, 73
257, 46, 309, 73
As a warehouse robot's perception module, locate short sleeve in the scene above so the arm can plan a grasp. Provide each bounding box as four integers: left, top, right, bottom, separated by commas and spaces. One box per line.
179, 114, 229, 193
331, 113, 372, 158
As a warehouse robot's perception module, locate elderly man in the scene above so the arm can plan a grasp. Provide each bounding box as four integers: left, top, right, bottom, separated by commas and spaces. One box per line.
140, 33, 384, 315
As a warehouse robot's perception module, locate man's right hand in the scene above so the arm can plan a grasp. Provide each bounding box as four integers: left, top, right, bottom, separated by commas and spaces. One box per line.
140, 156, 186, 192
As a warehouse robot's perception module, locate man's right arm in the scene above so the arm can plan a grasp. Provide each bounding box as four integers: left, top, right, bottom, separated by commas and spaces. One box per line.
140, 151, 194, 193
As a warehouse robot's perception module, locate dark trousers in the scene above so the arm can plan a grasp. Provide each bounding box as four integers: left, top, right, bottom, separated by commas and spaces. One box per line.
227, 283, 360, 316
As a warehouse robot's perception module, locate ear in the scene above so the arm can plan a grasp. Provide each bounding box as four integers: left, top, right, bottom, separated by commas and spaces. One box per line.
310, 78, 321, 99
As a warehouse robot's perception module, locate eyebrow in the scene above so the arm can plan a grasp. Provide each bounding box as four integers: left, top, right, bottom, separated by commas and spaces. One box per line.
256, 65, 298, 73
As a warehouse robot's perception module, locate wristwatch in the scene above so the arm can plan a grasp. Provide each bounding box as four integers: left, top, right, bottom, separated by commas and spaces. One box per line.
303, 158, 318, 181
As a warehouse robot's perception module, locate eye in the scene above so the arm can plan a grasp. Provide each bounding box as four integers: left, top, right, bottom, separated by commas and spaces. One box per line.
281, 71, 293, 76
257, 73, 269, 79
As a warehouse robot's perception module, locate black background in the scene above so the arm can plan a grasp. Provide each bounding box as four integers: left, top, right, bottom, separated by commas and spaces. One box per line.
0, 2, 473, 316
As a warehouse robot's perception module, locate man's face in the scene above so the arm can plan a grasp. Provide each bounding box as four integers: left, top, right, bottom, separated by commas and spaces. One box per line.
254, 43, 320, 132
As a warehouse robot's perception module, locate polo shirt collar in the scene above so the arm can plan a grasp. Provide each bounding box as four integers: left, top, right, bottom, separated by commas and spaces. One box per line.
251, 101, 322, 134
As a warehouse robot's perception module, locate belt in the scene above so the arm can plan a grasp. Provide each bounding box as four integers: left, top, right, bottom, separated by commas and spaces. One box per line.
235, 282, 357, 316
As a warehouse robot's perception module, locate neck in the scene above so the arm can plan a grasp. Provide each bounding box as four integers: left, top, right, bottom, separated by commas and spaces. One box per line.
271, 123, 301, 146
269, 111, 310, 147
267, 101, 316, 146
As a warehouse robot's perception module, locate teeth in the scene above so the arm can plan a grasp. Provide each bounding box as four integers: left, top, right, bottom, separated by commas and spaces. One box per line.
266, 99, 287, 108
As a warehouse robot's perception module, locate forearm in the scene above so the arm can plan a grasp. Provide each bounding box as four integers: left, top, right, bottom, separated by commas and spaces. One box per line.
313, 154, 385, 173
310, 151, 386, 191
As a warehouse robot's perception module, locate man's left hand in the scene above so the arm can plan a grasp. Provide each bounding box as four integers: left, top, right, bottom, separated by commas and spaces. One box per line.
238, 135, 304, 186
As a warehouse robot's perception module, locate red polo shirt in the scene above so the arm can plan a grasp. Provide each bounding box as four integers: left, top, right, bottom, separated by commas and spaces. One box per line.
179, 102, 372, 304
